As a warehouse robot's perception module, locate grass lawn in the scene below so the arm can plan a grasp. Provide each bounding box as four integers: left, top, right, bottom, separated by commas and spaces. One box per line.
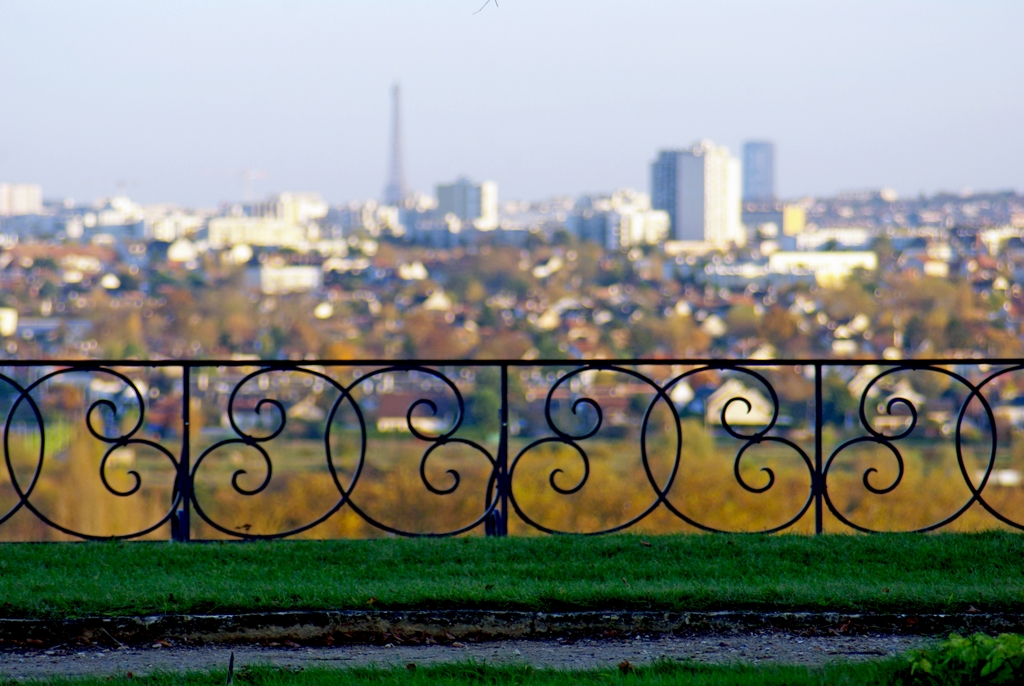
2, 533, 1023, 619
21, 661, 909, 686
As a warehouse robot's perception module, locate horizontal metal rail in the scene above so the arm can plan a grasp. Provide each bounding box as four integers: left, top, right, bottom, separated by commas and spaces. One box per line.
4, 357, 1024, 367
1, 358, 1021, 540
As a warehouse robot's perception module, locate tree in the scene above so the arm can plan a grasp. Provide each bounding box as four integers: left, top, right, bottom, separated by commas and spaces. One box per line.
821, 372, 856, 426
758, 306, 798, 350
726, 304, 760, 339
465, 367, 500, 434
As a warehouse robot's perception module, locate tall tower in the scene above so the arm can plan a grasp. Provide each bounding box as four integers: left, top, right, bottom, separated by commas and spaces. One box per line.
383, 83, 409, 206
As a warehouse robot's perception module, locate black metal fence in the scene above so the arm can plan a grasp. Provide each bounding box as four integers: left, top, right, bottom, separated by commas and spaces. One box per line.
2, 358, 1024, 540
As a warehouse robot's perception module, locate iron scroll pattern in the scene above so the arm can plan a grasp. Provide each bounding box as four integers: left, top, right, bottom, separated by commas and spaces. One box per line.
507, 364, 815, 534
819, 363, 1021, 533
0, 366, 181, 540
189, 365, 499, 539
0, 363, 502, 540
3, 360, 1024, 539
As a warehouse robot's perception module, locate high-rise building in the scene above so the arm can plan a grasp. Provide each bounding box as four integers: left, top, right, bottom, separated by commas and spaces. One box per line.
742, 141, 774, 202
383, 83, 409, 206
436, 177, 498, 230
651, 141, 743, 248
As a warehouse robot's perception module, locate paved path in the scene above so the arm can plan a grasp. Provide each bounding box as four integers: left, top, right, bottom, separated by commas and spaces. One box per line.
0, 633, 931, 679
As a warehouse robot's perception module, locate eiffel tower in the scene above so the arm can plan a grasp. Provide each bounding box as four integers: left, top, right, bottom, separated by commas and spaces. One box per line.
383, 83, 409, 206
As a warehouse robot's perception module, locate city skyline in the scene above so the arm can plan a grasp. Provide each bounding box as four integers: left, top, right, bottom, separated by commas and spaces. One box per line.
1, 2, 1022, 207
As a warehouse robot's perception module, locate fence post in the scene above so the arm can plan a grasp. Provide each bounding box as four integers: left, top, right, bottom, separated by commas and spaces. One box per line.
173, 364, 192, 542
484, 364, 510, 537
813, 363, 824, 535
497, 364, 509, 536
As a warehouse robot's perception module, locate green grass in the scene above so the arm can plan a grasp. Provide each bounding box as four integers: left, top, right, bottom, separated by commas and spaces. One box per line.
2, 533, 1024, 619
19, 660, 910, 686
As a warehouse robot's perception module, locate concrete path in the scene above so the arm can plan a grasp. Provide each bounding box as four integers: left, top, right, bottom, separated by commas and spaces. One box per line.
0, 632, 931, 679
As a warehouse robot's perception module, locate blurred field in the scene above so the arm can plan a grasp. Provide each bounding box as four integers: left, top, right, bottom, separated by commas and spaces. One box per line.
1, 426, 1021, 540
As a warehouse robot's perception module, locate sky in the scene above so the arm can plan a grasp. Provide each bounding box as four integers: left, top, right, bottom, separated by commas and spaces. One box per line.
1, 1, 1022, 207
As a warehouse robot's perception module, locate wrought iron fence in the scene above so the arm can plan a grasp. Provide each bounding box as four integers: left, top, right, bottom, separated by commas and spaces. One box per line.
2, 358, 1024, 540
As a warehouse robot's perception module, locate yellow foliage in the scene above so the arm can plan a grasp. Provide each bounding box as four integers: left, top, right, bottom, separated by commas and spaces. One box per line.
4, 423, 1022, 540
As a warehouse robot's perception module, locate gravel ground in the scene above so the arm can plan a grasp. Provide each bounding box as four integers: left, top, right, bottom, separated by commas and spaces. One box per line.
0, 633, 932, 679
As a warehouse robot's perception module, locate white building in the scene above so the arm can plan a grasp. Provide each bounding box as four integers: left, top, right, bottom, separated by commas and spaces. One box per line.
590, 190, 670, 250
678, 141, 742, 247
96, 196, 144, 227
68, 196, 148, 241
257, 265, 322, 295
607, 207, 668, 249
477, 181, 498, 230
795, 227, 872, 251
436, 177, 498, 231
209, 192, 328, 250
651, 141, 743, 249
705, 378, 774, 426
148, 210, 206, 242
0, 308, 18, 337
568, 190, 669, 250
333, 200, 404, 237
209, 216, 314, 249
768, 251, 878, 286
267, 192, 328, 225
0, 184, 43, 216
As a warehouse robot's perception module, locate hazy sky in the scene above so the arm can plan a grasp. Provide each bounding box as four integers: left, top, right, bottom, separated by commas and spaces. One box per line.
1, 1, 1022, 207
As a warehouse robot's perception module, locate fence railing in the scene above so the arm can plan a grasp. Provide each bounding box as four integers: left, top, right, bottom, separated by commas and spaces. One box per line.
2, 358, 1024, 540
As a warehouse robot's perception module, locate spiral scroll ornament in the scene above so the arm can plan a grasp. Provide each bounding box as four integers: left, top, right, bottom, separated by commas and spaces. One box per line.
2, 367, 180, 539
821, 365, 998, 533
507, 364, 814, 534
189, 365, 498, 538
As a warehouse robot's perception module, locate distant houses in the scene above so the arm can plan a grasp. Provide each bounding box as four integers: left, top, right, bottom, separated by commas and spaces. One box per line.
705, 378, 774, 427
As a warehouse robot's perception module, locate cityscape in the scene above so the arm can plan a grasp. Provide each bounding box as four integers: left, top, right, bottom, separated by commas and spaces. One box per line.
2, 84, 1024, 367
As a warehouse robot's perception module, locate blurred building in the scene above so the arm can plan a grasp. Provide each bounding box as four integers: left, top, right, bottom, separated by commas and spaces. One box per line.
0, 184, 43, 216
742, 202, 807, 248
742, 141, 775, 202
330, 200, 404, 238
497, 197, 572, 237
436, 177, 498, 230
248, 192, 328, 225
782, 204, 807, 235
208, 216, 312, 249
255, 264, 322, 295
209, 192, 327, 249
147, 209, 207, 242
569, 189, 669, 250
768, 250, 877, 286
651, 141, 743, 248
0, 308, 17, 337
